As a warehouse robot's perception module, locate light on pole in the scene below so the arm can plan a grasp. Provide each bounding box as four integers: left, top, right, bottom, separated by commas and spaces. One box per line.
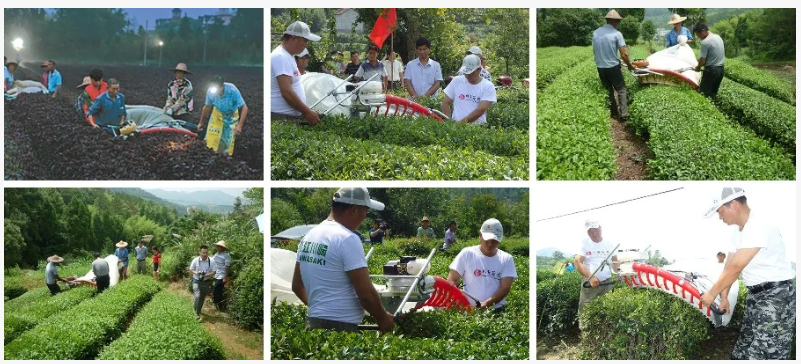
12, 38, 24, 63
158, 41, 164, 67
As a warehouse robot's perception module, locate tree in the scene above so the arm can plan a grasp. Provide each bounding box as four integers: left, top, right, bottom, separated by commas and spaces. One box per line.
552, 250, 565, 261
750, 8, 795, 60
646, 249, 670, 267
640, 19, 656, 46
618, 9, 645, 22
484, 8, 529, 78
270, 198, 303, 235
4, 219, 26, 269
620, 16, 641, 45
537, 8, 602, 47
64, 198, 95, 254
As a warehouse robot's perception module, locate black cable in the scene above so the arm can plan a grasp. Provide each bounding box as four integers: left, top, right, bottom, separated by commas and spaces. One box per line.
535, 187, 685, 223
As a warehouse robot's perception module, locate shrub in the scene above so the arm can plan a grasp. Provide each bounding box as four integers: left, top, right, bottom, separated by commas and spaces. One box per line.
537, 59, 617, 180
97, 291, 225, 359
4, 286, 95, 343
3, 287, 52, 312
536, 272, 583, 335
724, 59, 795, 105
4, 276, 162, 360
628, 86, 795, 180
229, 260, 264, 331
536, 46, 594, 89
536, 269, 558, 283
578, 288, 710, 359
716, 79, 796, 157
3, 278, 27, 300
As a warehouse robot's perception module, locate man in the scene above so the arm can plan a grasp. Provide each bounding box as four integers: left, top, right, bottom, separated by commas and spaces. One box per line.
442, 221, 457, 250
574, 220, 619, 318
382, 51, 404, 90
693, 23, 725, 100
114, 241, 130, 281
448, 218, 517, 312
41, 60, 62, 99
344, 51, 361, 77
404, 37, 443, 100
190, 245, 217, 320
457, 46, 491, 82
417, 216, 435, 239
700, 188, 795, 360
295, 49, 311, 75
77, 69, 108, 121
198, 75, 249, 155
271, 21, 321, 126
134, 240, 148, 275
86, 78, 126, 134
163, 63, 195, 123
443, 54, 497, 125
666, 14, 693, 47
717, 251, 726, 264
92, 252, 110, 293
592, 10, 634, 121
45, 255, 67, 295
291, 187, 395, 333
565, 262, 576, 273
212, 240, 231, 307
369, 220, 387, 244
5, 58, 17, 91
355, 45, 388, 91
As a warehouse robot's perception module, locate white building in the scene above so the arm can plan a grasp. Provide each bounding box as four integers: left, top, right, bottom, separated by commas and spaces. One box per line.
335, 8, 364, 34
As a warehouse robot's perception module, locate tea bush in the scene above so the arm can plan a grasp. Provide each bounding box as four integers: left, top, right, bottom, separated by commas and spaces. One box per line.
97, 291, 224, 359
537, 46, 594, 89
536, 269, 558, 283
4, 278, 27, 300
228, 261, 264, 331
3, 287, 53, 312
724, 59, 795, 105
4, 286, 95, 344
536, 272, 584, 335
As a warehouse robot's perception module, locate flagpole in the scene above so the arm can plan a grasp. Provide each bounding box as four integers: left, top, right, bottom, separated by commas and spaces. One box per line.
390, 32, 394, 90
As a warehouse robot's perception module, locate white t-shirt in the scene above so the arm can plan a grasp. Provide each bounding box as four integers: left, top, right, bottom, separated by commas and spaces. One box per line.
449, 246, 517, 309
297, 220, 368, 324
729, 211, 795, 287
443, 75, 497, 125
213, 251, 231, 280
189, 256, 216, 281
382, 59, 404, 81
580, 238, 616, 282
270, 45, 304, 116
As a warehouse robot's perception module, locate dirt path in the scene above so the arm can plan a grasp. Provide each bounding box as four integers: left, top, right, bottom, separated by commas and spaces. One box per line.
167, 282, 263, 360
610, 118, 652, 180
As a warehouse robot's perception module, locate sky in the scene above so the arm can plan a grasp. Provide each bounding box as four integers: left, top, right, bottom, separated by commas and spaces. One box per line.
44, 8, 223, 30
145, 188, 245, 198
533, 182, 797, 264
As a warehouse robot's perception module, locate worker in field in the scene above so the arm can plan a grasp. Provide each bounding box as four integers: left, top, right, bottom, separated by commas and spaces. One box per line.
354, 44, 388, 91
40, 59, 62, 99
5, 57, 17, 91
151, 246, 162, 280
271, 21, 321, 126
114, 241, 130, 280
404, 37, 444, 100
292, 187, 395, 333
198, 75, 249, 155
442, 221, 457, 250
163, 63, 195, 124
592, 10, 634, 121
134, 240, 148, 275
574, 220, 619, 324
457, 46, 492, 82
294, 49, 311, 76
369, 219, 388, 244
92, 252, 111, 293
666, 14, 693, 47
212, 241, 231, 307
45, 255, 68, 295
447, 218, 518, 312
417, 216, 435, 239
189, 245, 217, 320
693, 23, 725, 100
700, 188, 795, 360
443, 54, 497, 125
76, 69, 108, 120
86, 78, 127, 134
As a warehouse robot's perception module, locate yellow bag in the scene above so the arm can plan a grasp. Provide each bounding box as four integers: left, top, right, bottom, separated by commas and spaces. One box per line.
205, 108, 237, 155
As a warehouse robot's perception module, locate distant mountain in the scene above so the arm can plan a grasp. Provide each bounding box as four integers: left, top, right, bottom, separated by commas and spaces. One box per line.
107, 188, 184, 211
536, 247, 570, 258
145, 189, 238, 207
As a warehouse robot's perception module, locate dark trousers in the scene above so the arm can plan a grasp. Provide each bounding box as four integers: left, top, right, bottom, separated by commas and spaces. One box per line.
387, 80, 402, 91
700, 65, 724, 100
305, 317, 359, 332
213, 279, 225, 305
96, 275, 110, 293
47, 283, 61, 295
597, 66, 628, 119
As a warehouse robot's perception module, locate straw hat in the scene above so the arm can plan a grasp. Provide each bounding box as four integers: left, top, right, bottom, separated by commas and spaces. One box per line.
172, 233, 183, 239
668, 14, 687, 25
421, 216, 430, 222
47, 255, 64, 263
40, 61, 49, 67
604, 10, 623, 20
142, 235, 154, 243
76, 76, 91, 89
169, 63, 193, 75
214, 240, 228, 250
6, 60, 18, 67
116, 241, 128, 248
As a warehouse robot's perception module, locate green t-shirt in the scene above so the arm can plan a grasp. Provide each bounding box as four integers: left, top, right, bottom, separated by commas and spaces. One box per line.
417, 226, 435, 238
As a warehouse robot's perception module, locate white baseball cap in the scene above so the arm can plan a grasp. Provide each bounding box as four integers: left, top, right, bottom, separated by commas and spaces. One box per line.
467, 46, 483, 56
333, 187, 384, 211
295, 48, 310, 58
704, 187, 746, 218
284, 21, 321, 42
585, 219, 601, 231
461, 54, 482, 74
480, 218, 503, 243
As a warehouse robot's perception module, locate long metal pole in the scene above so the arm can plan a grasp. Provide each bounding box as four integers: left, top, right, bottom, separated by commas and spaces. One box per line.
143, 21, 148, 66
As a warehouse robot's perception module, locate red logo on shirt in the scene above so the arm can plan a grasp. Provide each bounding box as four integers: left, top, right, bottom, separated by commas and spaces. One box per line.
473, 269, 482, 276
459, 94, 466, 100
586, 251, 592, 256
294, 70, 299, 77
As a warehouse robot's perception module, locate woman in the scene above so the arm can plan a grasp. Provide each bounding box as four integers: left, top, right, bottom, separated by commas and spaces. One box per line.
666, 14, 693, 48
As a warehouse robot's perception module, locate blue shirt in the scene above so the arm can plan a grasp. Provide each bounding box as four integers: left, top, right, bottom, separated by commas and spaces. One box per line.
592, 24, 626, 68
45, 262, 59, 285
565, 265, 575, 272
47, 69, 62, 92
665, 27, 693, 47
87, 92, 127, 126
115, 248, 130, 267
4, 66, 13, 90
205, 82, 245, 117
369, 228, 384, 244
404, 58, 444, 98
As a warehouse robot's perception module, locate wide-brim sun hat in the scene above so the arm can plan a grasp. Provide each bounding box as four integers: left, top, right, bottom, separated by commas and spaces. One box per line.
214, 240, 228, 250
47, 255, 64, 263
605, 10, 623, 20
116, 241, 128, 248
76, 76, 92, 89
668, 14, 688, 25
170, 62, 194, 75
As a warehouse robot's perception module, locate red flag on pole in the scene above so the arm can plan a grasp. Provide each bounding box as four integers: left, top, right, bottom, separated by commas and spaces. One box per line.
369, 9, 397, 48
